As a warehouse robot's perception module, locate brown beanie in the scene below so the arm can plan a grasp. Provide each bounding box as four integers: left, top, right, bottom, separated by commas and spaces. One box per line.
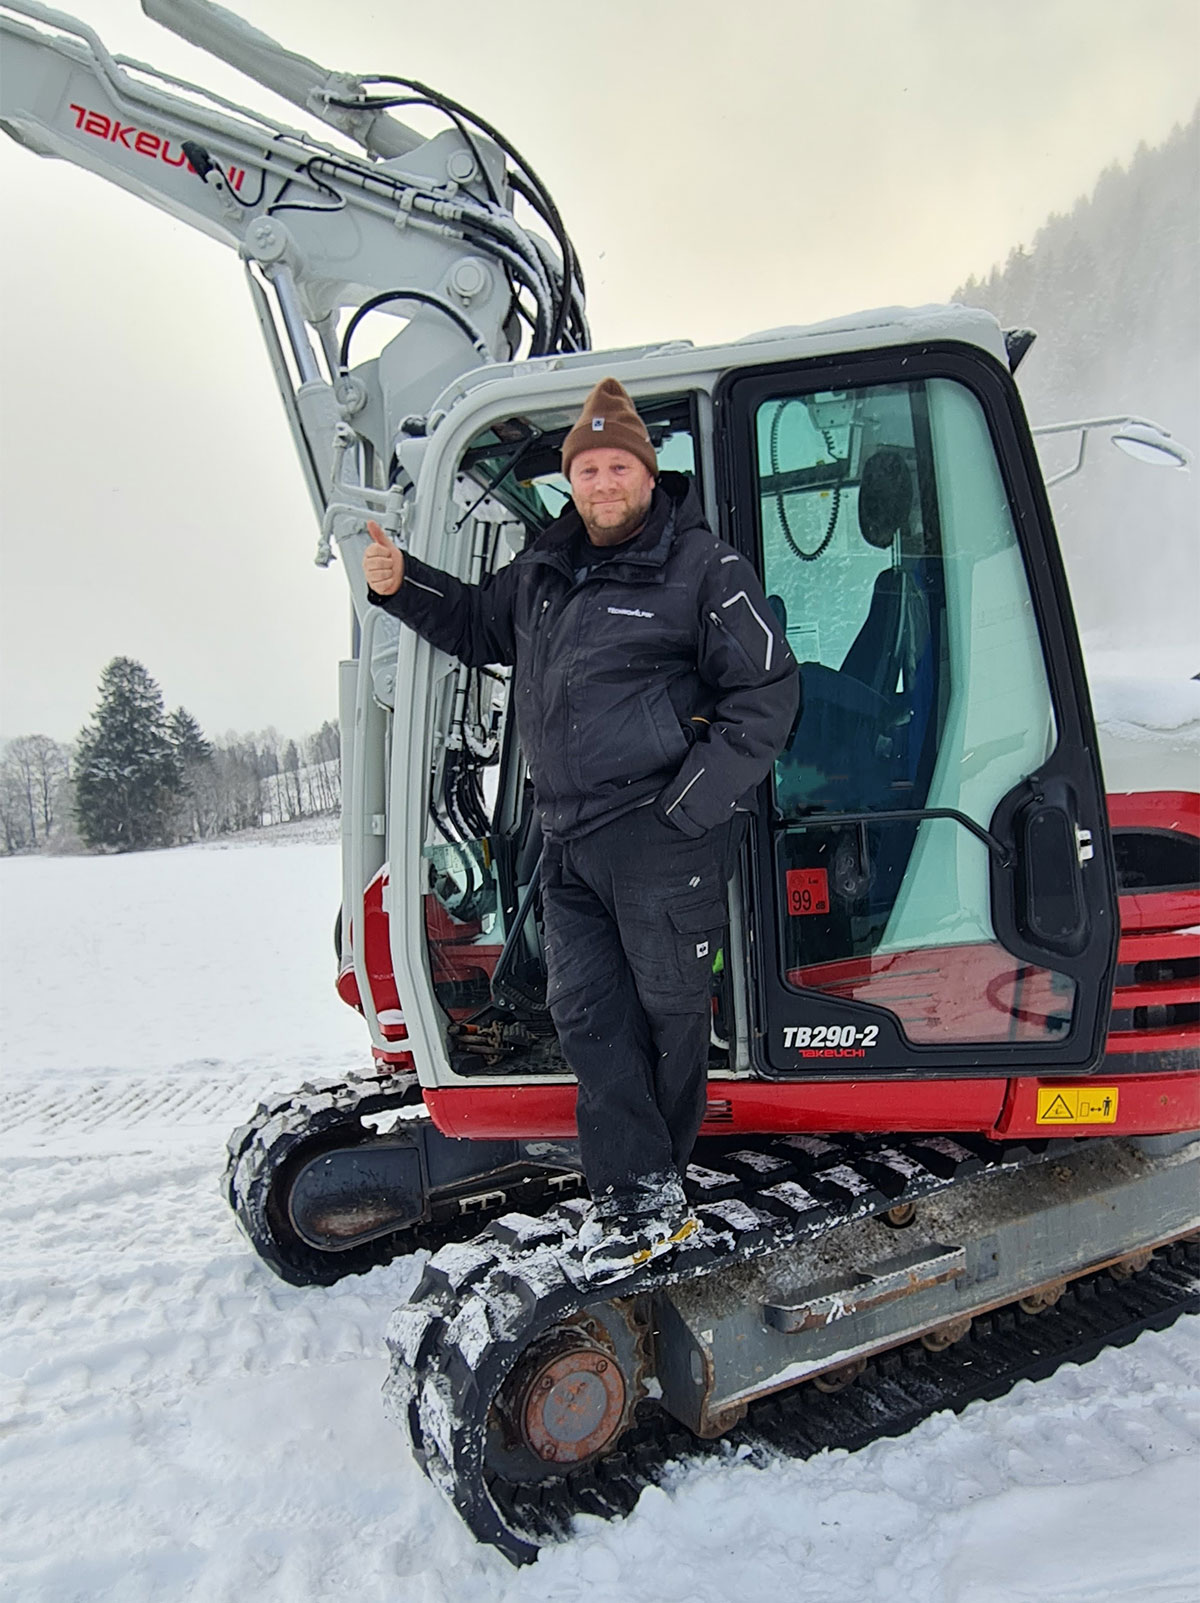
560, 377, 658, 479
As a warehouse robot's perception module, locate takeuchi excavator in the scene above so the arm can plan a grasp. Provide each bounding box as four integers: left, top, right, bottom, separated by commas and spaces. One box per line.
4, 0, 1196, 1564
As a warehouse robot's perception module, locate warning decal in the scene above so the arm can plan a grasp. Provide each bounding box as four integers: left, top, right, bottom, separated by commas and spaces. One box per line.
1036, 1086, 1119, 1125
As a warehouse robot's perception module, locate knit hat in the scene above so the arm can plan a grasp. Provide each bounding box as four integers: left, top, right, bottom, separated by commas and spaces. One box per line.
560, 377, 658, 479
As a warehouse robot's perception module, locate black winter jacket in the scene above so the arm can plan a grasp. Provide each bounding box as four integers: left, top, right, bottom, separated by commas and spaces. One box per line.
368, 472, 798, 841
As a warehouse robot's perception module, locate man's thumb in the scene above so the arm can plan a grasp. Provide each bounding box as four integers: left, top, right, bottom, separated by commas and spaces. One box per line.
367, 519, 396, 550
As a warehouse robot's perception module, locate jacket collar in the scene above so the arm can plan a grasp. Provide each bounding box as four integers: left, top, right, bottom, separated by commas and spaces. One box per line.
529, 472, 706, 581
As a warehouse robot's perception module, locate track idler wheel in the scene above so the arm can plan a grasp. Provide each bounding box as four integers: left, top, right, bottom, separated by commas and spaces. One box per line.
812, 1357, 868, 1393
497, 1332, 634, 1472
1018, 1281, 1066, 1315
920, 1315, 973, 1352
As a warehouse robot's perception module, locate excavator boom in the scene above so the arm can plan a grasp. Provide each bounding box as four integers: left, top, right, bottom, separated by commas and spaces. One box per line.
1, 0, 583, 549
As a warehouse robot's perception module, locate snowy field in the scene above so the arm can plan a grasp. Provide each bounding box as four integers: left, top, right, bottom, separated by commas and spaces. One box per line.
3, 800, 1199, 1598
1088, 662, 1200, 795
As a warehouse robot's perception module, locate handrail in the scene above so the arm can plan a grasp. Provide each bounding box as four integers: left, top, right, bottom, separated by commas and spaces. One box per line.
489, 857, 543, 1013
347, 604, 391, 1051
779, 806, 1013, 867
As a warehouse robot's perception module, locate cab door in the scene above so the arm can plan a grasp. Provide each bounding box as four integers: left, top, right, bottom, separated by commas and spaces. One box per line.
716, 343, 1120, 1077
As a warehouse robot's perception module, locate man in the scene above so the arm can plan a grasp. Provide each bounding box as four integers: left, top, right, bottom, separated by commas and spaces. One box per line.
364, 377, 798, 1274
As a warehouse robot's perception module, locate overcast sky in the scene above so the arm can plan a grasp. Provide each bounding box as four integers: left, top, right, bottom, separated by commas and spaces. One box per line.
1, 0, 1197, 743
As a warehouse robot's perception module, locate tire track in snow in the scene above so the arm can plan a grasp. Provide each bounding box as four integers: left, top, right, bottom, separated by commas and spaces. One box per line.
2, 1069, 284, 1135
0, 1059, 418, 1454
1, 1111, 423, 1432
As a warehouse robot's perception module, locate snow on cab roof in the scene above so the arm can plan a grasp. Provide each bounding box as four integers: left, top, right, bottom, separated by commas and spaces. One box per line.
431, 303, 1008, 428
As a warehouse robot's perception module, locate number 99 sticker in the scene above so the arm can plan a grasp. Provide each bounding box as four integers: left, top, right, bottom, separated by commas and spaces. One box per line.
786, 868, 830, 917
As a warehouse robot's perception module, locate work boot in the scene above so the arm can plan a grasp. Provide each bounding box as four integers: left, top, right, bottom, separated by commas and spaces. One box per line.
572, 1175, 698, 1283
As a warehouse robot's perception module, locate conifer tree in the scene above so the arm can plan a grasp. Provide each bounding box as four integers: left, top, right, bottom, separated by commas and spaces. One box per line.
167, 706, 212, 763
168, 705, 214, 842
74, 658, 182, 850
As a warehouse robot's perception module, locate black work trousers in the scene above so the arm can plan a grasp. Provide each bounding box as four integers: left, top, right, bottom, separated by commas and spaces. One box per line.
541, 805, 743, 1208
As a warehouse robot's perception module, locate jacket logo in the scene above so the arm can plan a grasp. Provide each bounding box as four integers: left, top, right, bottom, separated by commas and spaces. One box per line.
607, 606, 655, 618
591, 418, 605, 431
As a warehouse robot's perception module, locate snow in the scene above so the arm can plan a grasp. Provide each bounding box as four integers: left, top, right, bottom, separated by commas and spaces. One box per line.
0, 836, 362, 1077
1087, 648, 1200, 794
761, 1179, 822, 1214
3, 835, 1199, 1601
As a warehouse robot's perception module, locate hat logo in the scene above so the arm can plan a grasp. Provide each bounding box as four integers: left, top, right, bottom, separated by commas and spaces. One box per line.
591, 417, 605, 431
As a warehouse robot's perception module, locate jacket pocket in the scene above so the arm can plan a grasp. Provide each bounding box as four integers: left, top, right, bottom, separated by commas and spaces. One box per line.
568, 685, 685, 796
640, 686, 690, 768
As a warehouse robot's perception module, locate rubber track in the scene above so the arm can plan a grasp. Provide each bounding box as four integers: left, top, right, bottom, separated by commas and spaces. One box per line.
224, 1072, 430, 1286
384, 1129, 1082, 1564
737, 1238, 1198, 1459
223, 1072, 584, 1286
478, 1240, 1200, 1556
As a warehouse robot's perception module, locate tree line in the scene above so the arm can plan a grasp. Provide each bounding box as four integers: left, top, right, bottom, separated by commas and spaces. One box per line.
1, 656, 340, 854
951, 109, 1198, 648
953, 108, 1197, 429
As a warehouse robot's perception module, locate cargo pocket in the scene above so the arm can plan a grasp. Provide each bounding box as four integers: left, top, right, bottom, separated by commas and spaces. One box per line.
665, 896, 727, 1002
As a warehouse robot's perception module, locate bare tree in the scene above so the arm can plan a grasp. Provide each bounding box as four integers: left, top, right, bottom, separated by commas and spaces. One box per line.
0, 758, 30, 853
1, 735, 71, 849
282, 739, 303, 820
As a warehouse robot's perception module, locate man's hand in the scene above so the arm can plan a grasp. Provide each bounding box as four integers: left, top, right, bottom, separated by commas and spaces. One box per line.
363, 519, 404, 596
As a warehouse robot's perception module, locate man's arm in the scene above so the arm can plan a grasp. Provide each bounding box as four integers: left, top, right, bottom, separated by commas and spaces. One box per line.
658, 549, 799, 837
364, 520, 519, 668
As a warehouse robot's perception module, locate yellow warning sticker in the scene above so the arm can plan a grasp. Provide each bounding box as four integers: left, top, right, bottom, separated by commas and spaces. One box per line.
1036, 1087, 1119, 1125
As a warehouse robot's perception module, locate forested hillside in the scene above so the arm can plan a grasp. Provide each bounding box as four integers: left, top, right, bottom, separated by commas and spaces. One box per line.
953, 110, 1198, 659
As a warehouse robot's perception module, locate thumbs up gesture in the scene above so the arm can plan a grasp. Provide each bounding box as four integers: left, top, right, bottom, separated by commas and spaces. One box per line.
363, 519, 405, 596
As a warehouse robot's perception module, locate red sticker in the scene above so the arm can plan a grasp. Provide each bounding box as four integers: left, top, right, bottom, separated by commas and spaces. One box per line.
786, 868, 830, 917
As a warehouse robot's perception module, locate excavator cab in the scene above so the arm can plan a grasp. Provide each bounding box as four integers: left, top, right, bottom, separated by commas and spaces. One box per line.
727, 348, 1118, 1077
396, 320, 1120, 1096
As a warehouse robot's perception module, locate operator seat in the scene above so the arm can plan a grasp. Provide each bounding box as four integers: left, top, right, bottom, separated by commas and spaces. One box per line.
776, 448, 931, 815
841, 448, 927, 701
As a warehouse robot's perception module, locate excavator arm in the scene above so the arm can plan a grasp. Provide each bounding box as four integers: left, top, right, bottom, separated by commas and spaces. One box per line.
0, 0, 586, 609
139, 0, 428, 161
1, 0, 591, 1018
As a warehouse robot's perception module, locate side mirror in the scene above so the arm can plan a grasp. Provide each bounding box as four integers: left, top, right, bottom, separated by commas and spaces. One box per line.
1109, 423, 1192, 470
1034, 415, 1193, 487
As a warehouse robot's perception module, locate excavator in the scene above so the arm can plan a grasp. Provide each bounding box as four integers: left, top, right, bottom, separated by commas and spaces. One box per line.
3, 0, 1196, 1564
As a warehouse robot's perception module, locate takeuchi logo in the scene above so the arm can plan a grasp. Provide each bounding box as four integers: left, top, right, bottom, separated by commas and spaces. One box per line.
68, 104, 247, 190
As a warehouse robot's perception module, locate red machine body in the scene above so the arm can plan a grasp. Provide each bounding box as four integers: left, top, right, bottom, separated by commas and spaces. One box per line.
338, 789, 1200, 1145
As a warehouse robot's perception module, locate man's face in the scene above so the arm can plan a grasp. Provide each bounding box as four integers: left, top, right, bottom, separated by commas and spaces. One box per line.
568, 447, 656, 546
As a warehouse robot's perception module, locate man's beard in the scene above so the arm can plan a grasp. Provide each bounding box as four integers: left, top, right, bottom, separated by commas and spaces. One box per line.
578, 490, 654, 547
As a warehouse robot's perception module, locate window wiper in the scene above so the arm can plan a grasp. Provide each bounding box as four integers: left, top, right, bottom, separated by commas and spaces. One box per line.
454, 429, 544, 532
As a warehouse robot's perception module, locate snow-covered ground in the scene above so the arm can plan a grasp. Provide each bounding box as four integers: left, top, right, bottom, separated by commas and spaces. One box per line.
3, 819, 1199, 1598
1085, 644, 1200, 797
